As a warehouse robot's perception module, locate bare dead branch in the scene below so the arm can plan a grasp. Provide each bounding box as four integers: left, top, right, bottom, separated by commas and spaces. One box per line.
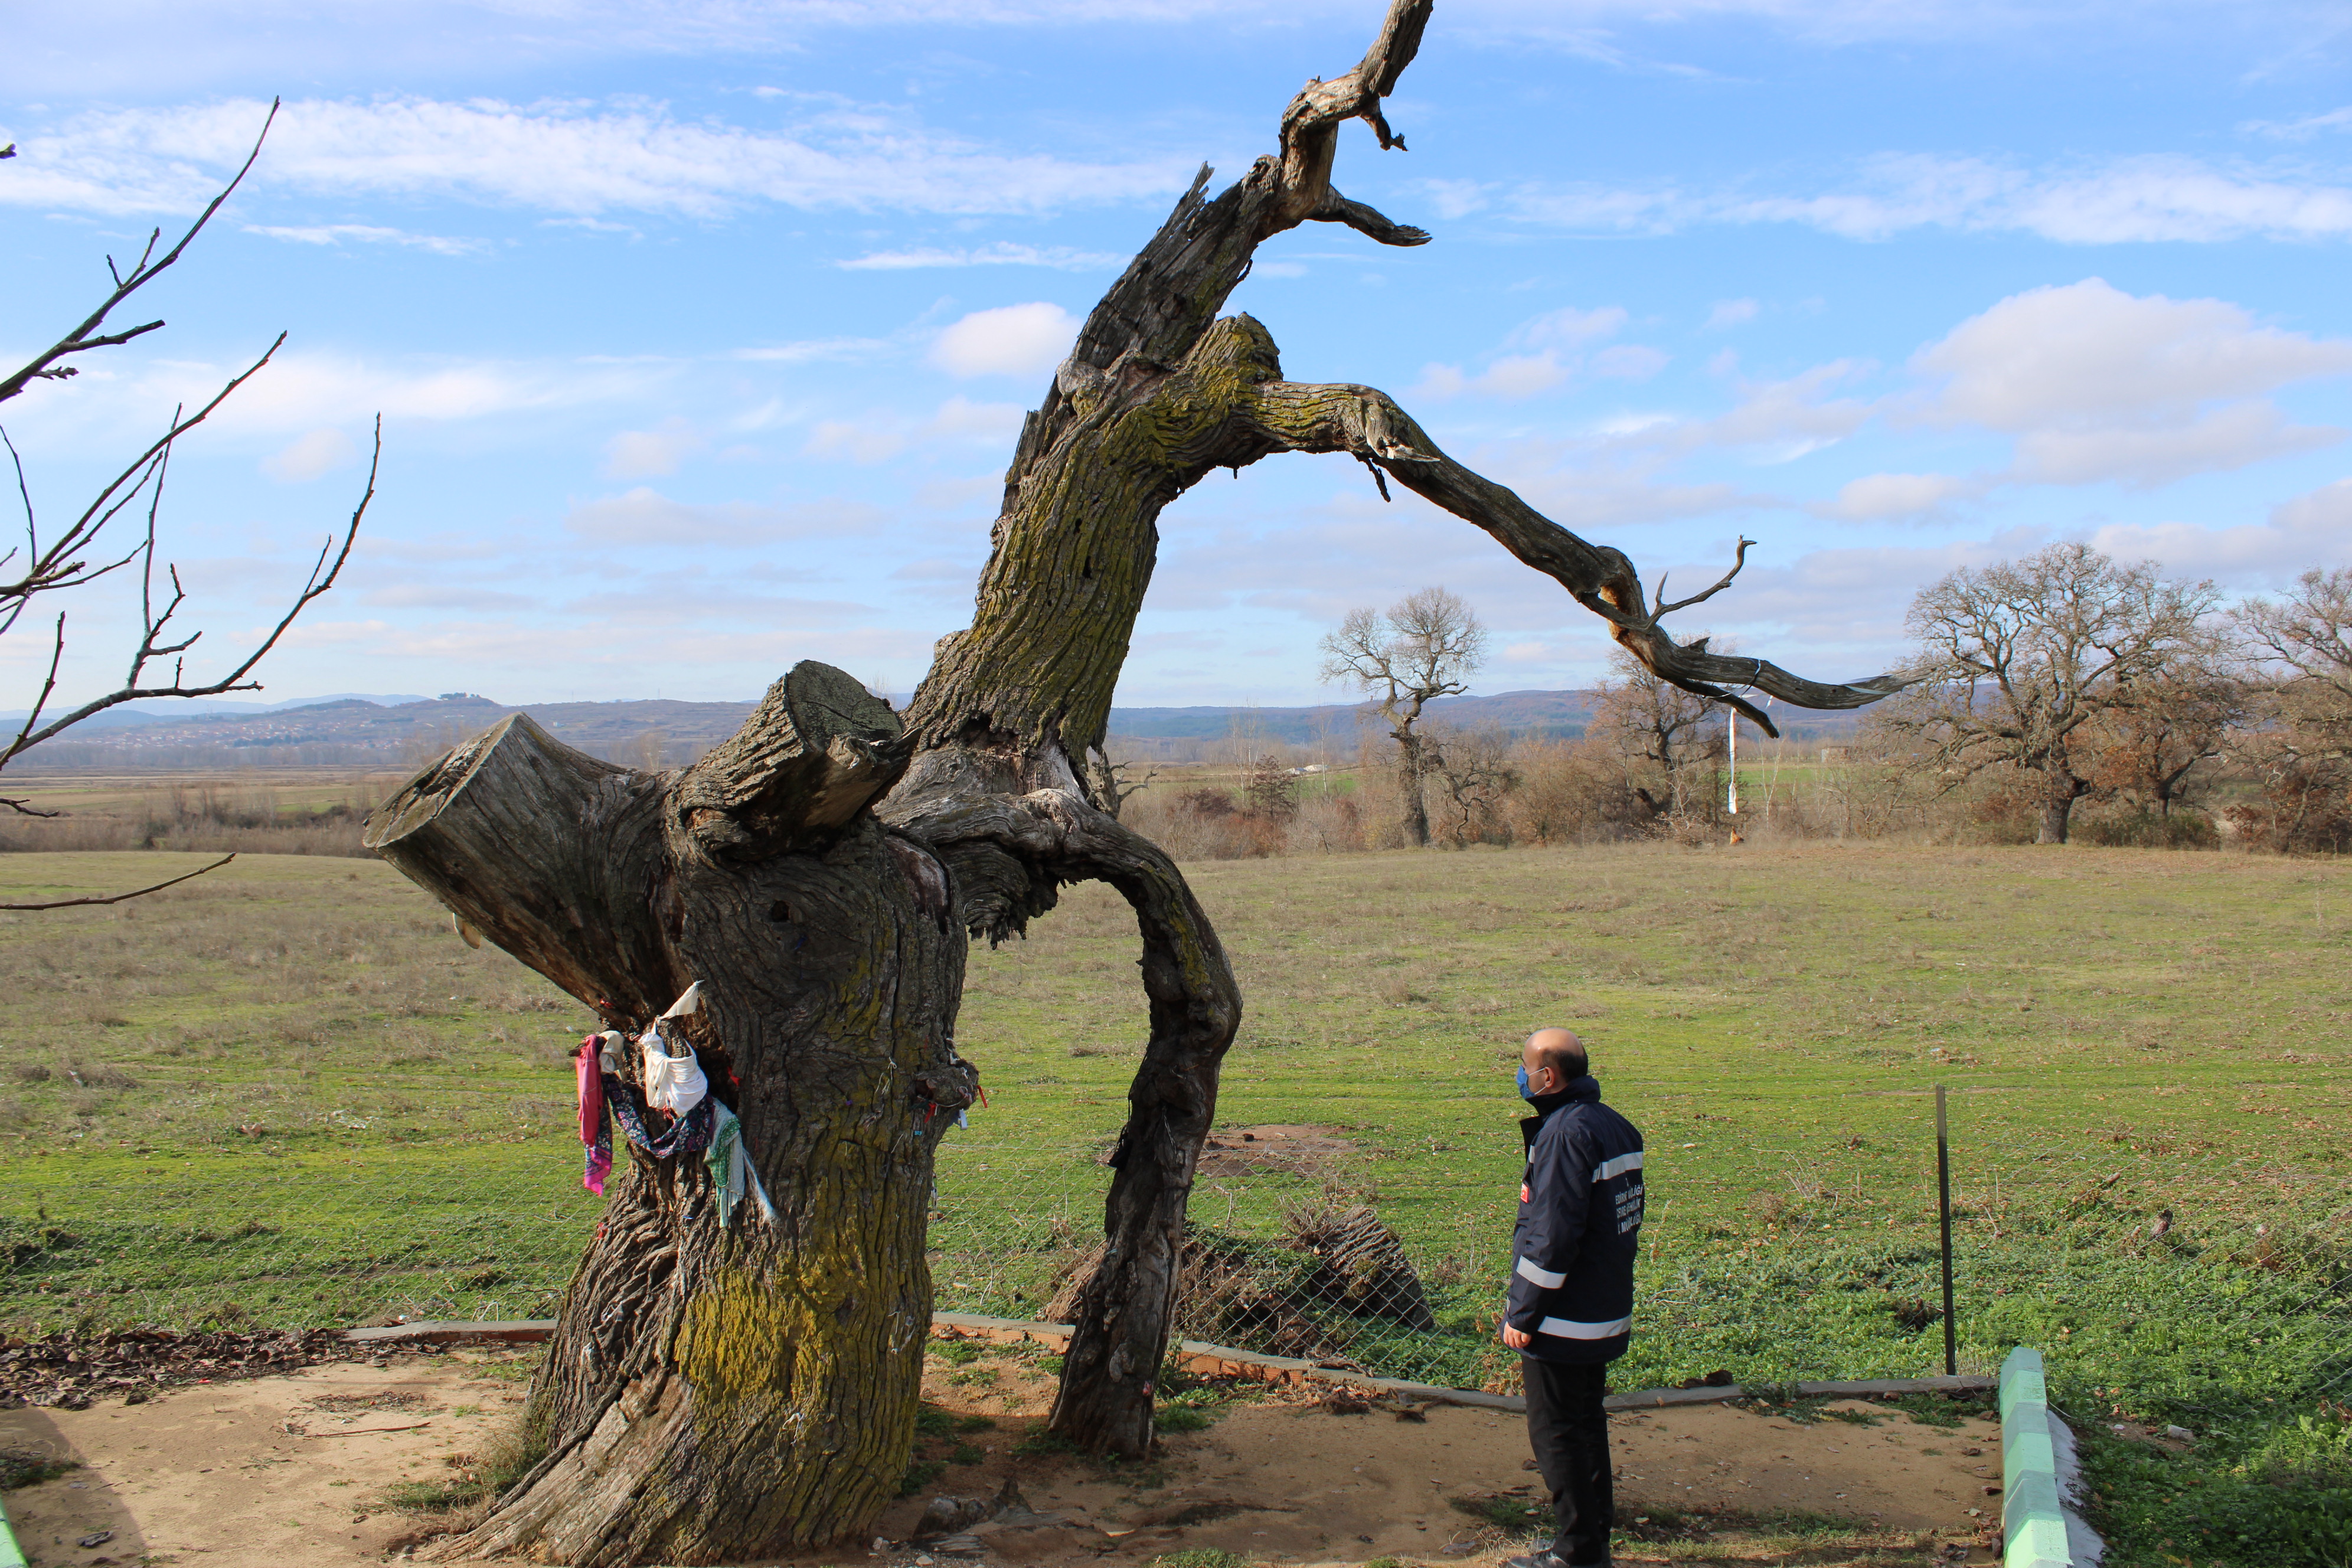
1229, 377, 1903, 736
0, 416, 375, 769
0, 99, 280, 406
1653, 537, 1754, 618
1, 796, 60, 818
0, 852, 236, 912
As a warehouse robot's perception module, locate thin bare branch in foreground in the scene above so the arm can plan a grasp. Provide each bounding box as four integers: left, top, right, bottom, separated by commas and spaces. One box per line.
0, 99, 280, 407
0, 852, 235, 912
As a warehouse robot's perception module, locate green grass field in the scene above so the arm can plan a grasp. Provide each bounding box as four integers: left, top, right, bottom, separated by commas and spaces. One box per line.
1, 843, 2347, 1564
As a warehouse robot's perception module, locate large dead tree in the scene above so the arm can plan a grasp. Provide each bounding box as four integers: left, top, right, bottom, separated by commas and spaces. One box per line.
365, 5, 1898, 1561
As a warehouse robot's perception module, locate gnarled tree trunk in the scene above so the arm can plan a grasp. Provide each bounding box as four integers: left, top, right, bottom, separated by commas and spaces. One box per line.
1394, 725, 1430, 846
366, 2, 1902, 1560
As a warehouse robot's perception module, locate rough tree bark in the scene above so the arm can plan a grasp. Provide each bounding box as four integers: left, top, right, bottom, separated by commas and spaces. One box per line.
367, 3, 1900, 1560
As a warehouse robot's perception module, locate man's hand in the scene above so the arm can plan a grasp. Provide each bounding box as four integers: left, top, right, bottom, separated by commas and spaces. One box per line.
1501, 1323, 1531, 1350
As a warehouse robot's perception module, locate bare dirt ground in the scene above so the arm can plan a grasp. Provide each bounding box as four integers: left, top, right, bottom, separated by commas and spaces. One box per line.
0, 1342, 2005, 1567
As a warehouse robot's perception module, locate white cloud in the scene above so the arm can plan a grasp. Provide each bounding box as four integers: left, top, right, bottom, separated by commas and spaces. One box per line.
2083, 479, 2352, 580
1811, 471, 1978, 522
1668, 361, 1873, 456
1471, 351, 1572, 398
564, 488, 886, 546
929, 302, 1076, 377
1501, 153, 2352, 244
804, 420, 910, 464
602, 417, 704, 479
1906, 278, 2352, 486
260, 427, 358, 482
0, 349, 661, 465
1915, 279, 2352, 429
1705, 299, 1759, 329
1592, 344, 1670, 381
731, 337, 891, 365
838, 242, 1122, 270
2242, 107, 2352, 142
244, 222, 487, 256
2014, 402, 2341, 488
798, 397, 1018, 463
1412, 305, 1648, 400
5, 96, 1190, 220
925, 395, 1024, 439
2275, 477, 2352, 534
1509, 306, 1628, 349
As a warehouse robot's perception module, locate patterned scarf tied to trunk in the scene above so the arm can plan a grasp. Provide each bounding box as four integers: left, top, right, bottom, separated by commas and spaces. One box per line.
576, 1043, 612, 1195
574, 1025, 770, 1224
602, 1073, 716, 1161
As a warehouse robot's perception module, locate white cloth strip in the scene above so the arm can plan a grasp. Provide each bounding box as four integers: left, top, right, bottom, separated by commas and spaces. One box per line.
1593, 1151, 1645, 1181
1515, 1255, 1567, 1289
1537, 1315, 1632, 1340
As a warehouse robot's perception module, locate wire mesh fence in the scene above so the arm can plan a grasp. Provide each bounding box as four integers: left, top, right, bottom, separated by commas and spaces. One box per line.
1, 1070, 2342, 1430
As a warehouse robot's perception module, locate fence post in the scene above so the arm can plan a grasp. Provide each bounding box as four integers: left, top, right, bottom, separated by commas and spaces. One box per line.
1936, 1084, 1957, 1377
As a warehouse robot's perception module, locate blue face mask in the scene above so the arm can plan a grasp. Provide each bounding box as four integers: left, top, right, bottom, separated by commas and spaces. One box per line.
1515, 1064, 1534, 1100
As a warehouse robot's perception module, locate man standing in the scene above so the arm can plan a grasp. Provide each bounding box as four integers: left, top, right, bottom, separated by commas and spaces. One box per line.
1501, 1027, 1645, 1568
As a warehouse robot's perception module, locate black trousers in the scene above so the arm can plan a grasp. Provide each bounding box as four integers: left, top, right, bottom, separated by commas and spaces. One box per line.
1522, 1357, 1613, 1565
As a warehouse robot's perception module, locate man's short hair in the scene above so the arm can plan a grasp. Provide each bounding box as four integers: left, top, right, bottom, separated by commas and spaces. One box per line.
1527, 1028, 1587, 1082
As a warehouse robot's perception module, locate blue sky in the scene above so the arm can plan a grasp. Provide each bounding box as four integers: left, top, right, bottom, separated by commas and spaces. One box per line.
4, 0, 2349, 714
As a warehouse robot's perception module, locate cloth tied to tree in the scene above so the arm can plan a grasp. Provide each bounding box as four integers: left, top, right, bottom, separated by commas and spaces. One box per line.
638, 1027, 709, 1116
600, 1072, 717, 1162
575, 1037, 612, 1196
704, 1103, 778, 1229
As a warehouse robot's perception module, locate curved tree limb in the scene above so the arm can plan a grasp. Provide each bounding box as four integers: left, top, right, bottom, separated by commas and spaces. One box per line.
1228, 377, 1907, 735
885, 774, 1241, 1457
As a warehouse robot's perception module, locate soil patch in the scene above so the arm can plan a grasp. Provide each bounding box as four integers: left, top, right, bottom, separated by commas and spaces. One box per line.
0, 1341, 2006, 1567
0, 1347, 531, 1567
1195, 1125, 1354, 1180
881, 1349, 2006, 1567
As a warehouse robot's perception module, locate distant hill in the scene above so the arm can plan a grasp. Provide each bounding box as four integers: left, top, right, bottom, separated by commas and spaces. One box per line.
11, 694, 758, 771
11, 684, 1863, 772
1104, 689, 1862, 749
1106, 689, 1600, 744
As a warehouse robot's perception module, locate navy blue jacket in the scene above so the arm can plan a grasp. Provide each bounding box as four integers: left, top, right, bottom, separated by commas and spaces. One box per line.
1505, 1076, 1644, 1364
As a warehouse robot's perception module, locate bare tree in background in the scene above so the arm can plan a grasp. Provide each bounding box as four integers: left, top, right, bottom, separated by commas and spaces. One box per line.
1423, 723, 1518, 844
0, 105, 374, 910
1086, 750, 1158, 820
1590, 649, 1723, 822
2083, 653, 2242, 821
360, 7, 1901, 1559
628, 729, 671, 773
1319, 586, 1487, 845
1881, 543, 2217, 845
2230, 567, 2352, 852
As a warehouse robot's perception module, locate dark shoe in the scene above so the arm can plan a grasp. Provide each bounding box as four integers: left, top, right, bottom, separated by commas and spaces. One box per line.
1504, 1556, 1612, 1568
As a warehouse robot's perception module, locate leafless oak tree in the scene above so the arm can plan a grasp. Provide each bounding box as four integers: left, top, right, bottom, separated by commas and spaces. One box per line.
1423, 723, 1518, 844
2230, 567, 2352, 852
1881, 543, 2217, 845
0, 103, 374, 909
360, 7, 1899, 1561
1590, 649, 1723, 822
1319, 585, 1487, 845
2083, 656, 2242, 821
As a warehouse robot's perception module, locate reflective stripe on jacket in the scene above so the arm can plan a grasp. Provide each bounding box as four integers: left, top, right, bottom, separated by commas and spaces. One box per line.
1506, 1076, 1644, 1364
